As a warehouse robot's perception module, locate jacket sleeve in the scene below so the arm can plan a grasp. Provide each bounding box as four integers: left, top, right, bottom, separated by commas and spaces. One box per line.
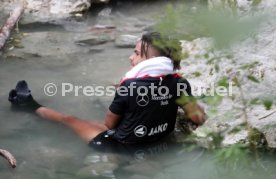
109, 81, 129, 115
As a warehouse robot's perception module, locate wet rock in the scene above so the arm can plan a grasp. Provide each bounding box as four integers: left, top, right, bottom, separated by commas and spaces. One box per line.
0, 0, 110, 24
115, 34, 139, 48
75, 34, 114, 46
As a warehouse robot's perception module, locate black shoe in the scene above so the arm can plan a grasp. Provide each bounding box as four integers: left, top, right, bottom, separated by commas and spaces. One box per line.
8, 80, 42, 112
9, 80, 32, 105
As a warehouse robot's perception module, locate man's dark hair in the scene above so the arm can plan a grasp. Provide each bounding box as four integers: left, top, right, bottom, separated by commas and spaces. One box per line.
140, 31, 182, 70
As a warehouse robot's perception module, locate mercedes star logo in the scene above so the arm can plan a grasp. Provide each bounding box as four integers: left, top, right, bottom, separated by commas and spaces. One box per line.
136, 94, 149, 107
134, 125, 147, 137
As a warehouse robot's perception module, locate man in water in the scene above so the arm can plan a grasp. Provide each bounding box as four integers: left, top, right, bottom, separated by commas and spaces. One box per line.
8, 32, 205, 151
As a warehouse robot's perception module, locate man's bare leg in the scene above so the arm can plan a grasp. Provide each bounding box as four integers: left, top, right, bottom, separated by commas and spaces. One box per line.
36, 107, 108, 143
8, 81, 109, 143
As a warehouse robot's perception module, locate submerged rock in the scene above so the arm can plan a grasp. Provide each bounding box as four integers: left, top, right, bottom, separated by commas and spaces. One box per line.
121, 161, 162, 176
75, 34, 114, 46
115, 34, 139, 48
77, 163, 118, 178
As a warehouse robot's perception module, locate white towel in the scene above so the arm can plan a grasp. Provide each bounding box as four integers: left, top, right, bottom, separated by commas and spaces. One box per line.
123, 56, 175, 81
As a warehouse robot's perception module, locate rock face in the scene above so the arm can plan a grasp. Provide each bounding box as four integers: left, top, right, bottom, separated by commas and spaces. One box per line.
180, 1, 276, 148
0, 0, 110, 23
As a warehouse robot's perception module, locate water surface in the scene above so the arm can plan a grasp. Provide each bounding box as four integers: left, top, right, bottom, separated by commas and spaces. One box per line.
1, 1, 276, 178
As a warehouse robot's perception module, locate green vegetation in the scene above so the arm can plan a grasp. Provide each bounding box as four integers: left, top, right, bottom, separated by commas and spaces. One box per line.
156, 0, 275, 164
155, 1, 265, 47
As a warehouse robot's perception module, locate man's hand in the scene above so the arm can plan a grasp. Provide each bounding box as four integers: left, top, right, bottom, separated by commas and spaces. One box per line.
181, 102, 206, 126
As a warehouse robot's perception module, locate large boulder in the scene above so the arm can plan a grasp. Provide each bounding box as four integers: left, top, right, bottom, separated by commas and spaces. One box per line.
180, 2, 276, 148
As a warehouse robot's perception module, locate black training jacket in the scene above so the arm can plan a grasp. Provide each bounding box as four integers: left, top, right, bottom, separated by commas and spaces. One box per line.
109, 74, 192, 144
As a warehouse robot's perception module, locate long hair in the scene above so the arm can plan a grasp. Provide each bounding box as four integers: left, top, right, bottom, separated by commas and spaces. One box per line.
140, 31, 182, 70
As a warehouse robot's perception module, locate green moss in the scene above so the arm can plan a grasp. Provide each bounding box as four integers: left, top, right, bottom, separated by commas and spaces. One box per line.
252, 0, 262, 7
248, 128, 266, 146
192, 71, 202, 77
262, 100, 273, 110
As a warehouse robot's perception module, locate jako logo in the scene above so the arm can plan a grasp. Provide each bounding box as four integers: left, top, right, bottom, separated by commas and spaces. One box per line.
134, 125, 147, 137
148, 123, 168, 136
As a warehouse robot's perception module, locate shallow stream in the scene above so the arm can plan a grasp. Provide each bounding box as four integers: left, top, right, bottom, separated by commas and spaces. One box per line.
1, 0, 276, 178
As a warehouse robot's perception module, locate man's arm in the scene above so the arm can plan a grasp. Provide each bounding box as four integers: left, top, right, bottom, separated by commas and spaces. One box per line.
103, 110, 122, 129
177, 78, 206, 126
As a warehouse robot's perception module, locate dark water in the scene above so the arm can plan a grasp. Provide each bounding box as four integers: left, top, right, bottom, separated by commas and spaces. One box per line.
1, 0, 276, 178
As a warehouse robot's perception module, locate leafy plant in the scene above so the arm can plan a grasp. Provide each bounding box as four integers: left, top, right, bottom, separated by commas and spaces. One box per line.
247, 75, 260, 83
217, 76, 229, 88
263, 100, 273, 110
215, 144, 249, 167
